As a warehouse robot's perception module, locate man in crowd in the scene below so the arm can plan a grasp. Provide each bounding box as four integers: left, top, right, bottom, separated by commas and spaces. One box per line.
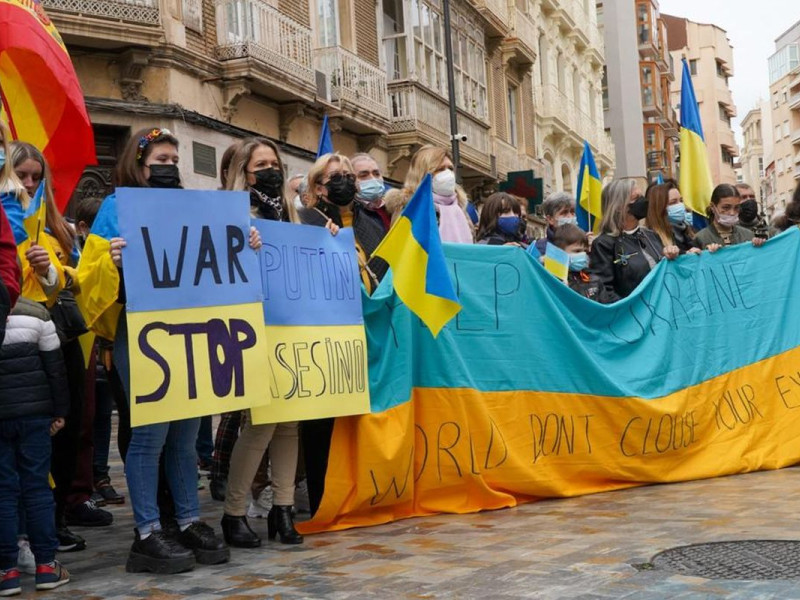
350, 153, 391, 232
736, 182, 769, 239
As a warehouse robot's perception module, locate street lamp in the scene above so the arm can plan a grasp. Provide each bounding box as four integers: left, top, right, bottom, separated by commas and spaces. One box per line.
442, 0, 461, 180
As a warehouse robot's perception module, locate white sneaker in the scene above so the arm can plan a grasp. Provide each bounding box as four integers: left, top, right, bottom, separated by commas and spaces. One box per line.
246, 486, 273, 519
294, 479, 310, 514
17, 539, 35, 575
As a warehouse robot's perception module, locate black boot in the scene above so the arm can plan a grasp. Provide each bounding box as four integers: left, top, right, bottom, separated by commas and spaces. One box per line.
220, 514, 261, 548
209, 479, 226, 502
126, 529, 195, 574
267, 505, 303, 545
177, 522, 230, 565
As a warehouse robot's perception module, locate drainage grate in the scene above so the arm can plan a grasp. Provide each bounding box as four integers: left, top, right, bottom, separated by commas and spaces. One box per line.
649, 540, 800, 580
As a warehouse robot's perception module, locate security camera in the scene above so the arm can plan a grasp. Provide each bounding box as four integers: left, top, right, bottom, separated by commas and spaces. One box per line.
451, 133, 468, 143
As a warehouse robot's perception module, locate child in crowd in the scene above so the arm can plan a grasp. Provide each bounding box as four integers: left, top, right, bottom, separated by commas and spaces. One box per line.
475, 192, 528, 247
551, 224, 613, 304
0, 296, 71, 595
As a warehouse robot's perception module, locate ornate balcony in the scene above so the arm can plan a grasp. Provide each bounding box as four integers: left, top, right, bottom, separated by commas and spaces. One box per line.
215, 0, 316, 104
314, 46, 389, 129
503, 8, 537, 66
388, 82, 491, 175
470, 0, 510, 38
41, 0, 162, 46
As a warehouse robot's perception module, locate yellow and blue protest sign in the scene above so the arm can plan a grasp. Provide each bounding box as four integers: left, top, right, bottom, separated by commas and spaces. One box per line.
117, 189, 270, 426
298, 228, 800, 534
249, 219, 370, 424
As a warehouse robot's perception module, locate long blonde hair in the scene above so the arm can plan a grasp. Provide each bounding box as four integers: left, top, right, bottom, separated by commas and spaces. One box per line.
306, 152, 353, 208
402, 145, 468, 209
0, 122, 25, 197
226, 136, 298, 223
599, 179, 637, 237
9, 141, 75, 257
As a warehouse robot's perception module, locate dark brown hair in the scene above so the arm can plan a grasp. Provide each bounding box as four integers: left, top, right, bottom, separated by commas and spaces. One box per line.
551, 223, 588, 251
773, 182, 800, 232
115, 127, 180, 188
707, 183, 740, 221
74, 196, 104, 228
9, 141, 74, 258
476, 192, 520, 241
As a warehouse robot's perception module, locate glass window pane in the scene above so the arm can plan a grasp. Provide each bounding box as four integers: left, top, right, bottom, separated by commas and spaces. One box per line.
432, 12, 441, 52
383, 0, 404, 34
412, 0, 421, 39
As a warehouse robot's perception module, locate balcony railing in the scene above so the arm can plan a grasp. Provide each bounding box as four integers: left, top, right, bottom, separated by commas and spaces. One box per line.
510, 8, 536, 54
314, 46, 388, 119
389, 83, 490, 160
792, 128, 800, 145
540, 85, 613, 159
471, 0, 509, 35
42, 0, 159, 24
215, 0, 314, 84
790, 93, 800, 110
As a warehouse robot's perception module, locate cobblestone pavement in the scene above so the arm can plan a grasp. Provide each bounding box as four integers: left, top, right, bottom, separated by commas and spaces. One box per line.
26, 419, 800, 599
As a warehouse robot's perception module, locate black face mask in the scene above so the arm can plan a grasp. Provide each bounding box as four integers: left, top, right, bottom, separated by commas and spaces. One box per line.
628, 196, 649, 220
325, 173, 357, 207
739, 199, 758, 222
251, 168, 284, 198
147, 164, 182, 189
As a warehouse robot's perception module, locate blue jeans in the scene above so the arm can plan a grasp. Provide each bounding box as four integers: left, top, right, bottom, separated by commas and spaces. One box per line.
116, 311, 201, 534
125, 418, 201, 533
0, 417, 57, 568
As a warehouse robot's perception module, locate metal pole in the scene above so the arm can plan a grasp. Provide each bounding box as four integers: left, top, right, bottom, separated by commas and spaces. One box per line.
442, 0, 460, 180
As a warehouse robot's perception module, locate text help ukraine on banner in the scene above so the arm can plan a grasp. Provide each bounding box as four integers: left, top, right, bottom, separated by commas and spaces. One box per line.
300, 228, 800, 534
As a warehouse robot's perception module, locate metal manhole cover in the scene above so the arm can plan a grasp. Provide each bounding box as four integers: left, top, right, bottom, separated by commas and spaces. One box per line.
650, 541, 800, 580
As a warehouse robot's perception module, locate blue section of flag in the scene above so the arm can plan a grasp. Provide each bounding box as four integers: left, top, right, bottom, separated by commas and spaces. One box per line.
680, 59, 705, 140
402, 175, 458, 302
1, 192, 27, 245
656, 172, 664, 184
316, 114, 334, 158
575, 140, 601, 233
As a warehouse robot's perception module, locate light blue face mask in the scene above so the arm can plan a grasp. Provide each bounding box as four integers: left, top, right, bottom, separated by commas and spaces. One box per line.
667, 202, 687, 226
568, 251, 589, 272
557, 215, 578, 227
356, 178, 385, 204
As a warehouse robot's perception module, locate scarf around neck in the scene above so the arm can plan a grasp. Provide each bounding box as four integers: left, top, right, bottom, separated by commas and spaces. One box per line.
433, 192, 473, 243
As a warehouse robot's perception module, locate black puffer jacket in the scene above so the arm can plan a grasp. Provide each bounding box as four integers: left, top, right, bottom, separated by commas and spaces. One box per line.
0, 297, 69, 420
590, 228, 665, 302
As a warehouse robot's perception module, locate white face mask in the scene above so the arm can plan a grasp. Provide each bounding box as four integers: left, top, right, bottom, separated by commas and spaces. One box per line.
432, 170, 456, 197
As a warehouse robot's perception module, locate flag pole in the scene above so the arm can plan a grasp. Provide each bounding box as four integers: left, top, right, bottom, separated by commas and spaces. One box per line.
0, 78, 19, 140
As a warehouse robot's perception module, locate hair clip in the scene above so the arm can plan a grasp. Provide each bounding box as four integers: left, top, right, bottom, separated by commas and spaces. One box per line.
136, 128, 172, 162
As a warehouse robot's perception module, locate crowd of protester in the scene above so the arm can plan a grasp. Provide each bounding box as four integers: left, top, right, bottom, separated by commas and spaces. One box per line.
0, 122, 798, 594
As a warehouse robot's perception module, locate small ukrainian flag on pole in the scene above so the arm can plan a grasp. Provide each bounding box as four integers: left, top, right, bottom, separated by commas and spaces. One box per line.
575, 140, 603, 234
372, 174, 461, 338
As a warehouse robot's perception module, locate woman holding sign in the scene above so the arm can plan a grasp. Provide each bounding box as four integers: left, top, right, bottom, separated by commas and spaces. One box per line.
219, 137, 304, 547
80, 128, 237, 574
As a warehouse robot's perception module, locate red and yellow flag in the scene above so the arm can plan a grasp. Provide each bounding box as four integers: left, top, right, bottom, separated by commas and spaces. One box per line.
0, 0, 95, 210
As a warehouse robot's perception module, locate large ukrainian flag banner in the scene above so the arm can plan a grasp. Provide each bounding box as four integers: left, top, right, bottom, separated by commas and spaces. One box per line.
575, 140, 603, 234
679, 57, 714, 228
300, 227, 800, 533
